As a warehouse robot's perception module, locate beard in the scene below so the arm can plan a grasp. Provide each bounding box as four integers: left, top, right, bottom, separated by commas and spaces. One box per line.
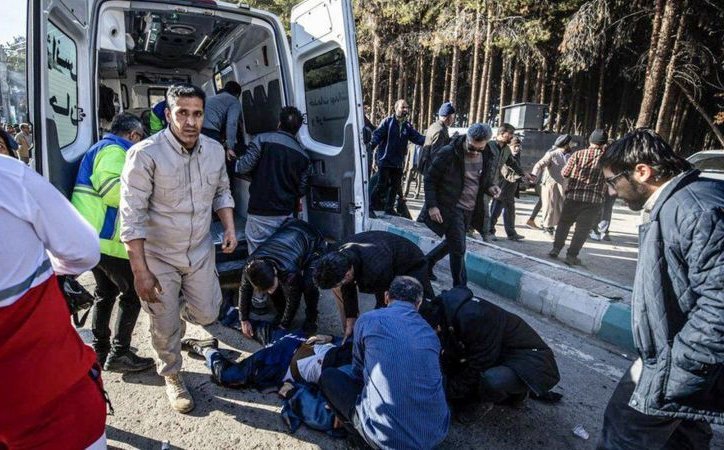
622, 178, 651, 211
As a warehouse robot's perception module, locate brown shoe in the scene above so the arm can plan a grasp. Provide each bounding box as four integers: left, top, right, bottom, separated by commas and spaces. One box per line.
165, 373, 194, 414
525, 219, 538, 229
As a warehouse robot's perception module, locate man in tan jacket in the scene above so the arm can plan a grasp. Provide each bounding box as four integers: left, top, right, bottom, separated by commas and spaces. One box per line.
531, 134, 574, 236
120, 84, 236, 414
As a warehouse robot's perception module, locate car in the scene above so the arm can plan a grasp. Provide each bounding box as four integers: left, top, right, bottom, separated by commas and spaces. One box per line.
687, 150, 724, 181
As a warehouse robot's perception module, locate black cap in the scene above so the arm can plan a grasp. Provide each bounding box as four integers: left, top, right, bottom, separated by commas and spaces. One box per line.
589, 129, 608, 145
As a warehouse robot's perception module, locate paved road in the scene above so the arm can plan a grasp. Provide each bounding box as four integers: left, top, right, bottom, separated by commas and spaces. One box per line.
76, 269, 723, 450
401, 189, 639, 288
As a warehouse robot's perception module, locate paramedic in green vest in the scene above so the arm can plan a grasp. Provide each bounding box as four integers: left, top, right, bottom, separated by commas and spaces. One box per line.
71, 113, 155, 373
149, 100, 168, 135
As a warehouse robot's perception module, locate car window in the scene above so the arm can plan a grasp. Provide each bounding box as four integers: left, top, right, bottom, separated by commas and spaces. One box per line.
696, 156, 724, 172
302, 48, 349, 147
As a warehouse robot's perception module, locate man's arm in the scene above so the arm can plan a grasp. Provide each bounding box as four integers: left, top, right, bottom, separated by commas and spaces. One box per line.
213, 162, 237, 253
423, 148, 452, 209
370, 118, 390, 149
408, 124, 426, 146
124, 238, 161, 303
92, 145, 126, 208
531, 152, 553, 178
351, 316, 366, 381
225, 101, 241, 150
235, 137, 262, 175
665, 209, 724, 402
22, 166, 99, 274
279, 274, 303, 329
561, 152, 577, 178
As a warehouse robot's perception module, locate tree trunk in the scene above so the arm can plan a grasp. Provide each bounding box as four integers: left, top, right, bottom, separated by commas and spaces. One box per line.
371, 33, 381, 122
427, 53, 438, 125
646, 0, 665, 76
386, 55, 395, 115
450, 46, 460, 106
442, 58, 451, 103
636, 0, 680, 128
547, 76, 558, 131
396, 55, 405, 101
411, 53, 422, 129
476, 7, 493, 121
669, 91, 685, 149
655, 8, 686, 141
468, 3, 482, 124
498, 54, 508, 126
511, 62, 522, 104
537, 60, 547, 104
566, 76, 579, 133
675, 80, 724, 148
673, 102, 689, 151
482, 49, 496, 123
555, 80, 566, 133
595, 56, 606, 129
521, 61, 531, 102
419, 53, 428, 129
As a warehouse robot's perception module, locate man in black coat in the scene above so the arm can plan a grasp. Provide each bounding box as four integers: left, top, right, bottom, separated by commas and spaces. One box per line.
419, 123, 500, 286
420, 286, 560, 413
313, 230, 435, 339
237, 219, 327, 339
597, 129, 724, 449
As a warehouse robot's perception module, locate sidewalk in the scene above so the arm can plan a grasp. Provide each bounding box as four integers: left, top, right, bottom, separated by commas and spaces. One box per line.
370, 192, 638, 352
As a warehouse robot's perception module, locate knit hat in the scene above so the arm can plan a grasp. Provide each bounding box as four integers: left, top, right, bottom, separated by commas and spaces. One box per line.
467, 123, 493, 141
554, 134, 572, 148
589, 129, 608, 145
438, 102, 456, 117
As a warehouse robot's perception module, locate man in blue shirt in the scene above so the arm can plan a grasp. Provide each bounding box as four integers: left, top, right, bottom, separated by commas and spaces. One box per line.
202, 81, 242, 160
369, 99, 425, 217
319, 276, 450, 450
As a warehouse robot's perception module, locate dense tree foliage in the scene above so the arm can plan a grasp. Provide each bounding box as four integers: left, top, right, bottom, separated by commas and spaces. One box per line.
244, 0, 724, 154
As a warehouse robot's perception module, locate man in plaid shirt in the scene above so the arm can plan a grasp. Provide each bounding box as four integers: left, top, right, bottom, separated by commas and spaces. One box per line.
549, 129, 608, 266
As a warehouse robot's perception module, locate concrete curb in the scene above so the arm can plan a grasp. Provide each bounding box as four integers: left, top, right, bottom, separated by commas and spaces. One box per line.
369, 219, 636, 353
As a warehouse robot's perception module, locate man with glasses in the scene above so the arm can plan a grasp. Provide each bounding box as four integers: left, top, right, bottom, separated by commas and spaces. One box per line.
420, 123, 500, 286
548, 129, 608, 266
597, 129, 723, 449
71, 112, 154, 373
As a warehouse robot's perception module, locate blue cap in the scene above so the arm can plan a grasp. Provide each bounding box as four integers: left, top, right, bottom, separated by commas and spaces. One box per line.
438, 102, 456, 117
554, 134, 572, 148
467, 123, 492, 141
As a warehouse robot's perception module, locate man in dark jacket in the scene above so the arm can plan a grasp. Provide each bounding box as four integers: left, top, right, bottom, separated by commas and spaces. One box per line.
420, 286, 560, 410
420, 123, 500, 285
235, 106, 309, 254
420, 102, 456, 175
313, 231, 435, 339
237, 219, 326, 338
597, 129, 724, 449
488, 135, 528, 241
369, 99, 426, 216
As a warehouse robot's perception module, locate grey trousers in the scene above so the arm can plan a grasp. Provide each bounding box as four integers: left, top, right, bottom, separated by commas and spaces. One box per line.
245, 213, 292, 254
142, 248, 222, 376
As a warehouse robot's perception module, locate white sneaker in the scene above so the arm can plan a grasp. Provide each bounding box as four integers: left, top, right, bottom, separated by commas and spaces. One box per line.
165, 373, 194, 413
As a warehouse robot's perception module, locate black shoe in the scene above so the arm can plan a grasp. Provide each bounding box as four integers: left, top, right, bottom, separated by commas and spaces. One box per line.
369, 210, 378, 219
548, 250, 559, 259
302, 318, 318, 335
602, 233, 611, 242
181, 337, 219, 357
565, 255, 582, 266
95, 351, 108, 368
104, 350, 155, 373
498, 391, 529, 409
507, 234, 525, 241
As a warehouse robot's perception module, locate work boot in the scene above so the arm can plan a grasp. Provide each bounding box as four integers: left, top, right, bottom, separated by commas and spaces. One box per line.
165, 373, 194, 414
525, 219, 538, 229
181, 337, 218, 357
565, 255, 582, 266
104, 350, 155, 373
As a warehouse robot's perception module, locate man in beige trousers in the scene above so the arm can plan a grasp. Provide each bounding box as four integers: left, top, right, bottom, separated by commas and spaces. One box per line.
120, 84, 237, 414
531, 134, 574, 237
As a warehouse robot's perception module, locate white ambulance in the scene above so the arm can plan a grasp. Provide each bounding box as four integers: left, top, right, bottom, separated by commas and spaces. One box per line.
27, 0, 369, 280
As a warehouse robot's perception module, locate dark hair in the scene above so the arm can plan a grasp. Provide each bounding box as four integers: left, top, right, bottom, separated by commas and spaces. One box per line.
0, 130, 17, 158
599, 129, 692, 180
499, 123, 516, 134
166, 83, 206, 110
110, 112, 143, 136
222, 81, 242, 98
279, 106, 304, 135
388, 276, 423, 304
313, 252, 352, 289
246, 259, 276, 291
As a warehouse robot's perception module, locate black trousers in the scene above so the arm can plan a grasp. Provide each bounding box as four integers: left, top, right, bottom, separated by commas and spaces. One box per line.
269, 269, 319, 326
598, 361, 712, 449
91, 254, 142, 355
529, 198, 543, 221
489, 197, 517, 237
597, 193, 616, 235
370, 167, 404, 213
552, 199, 601, 257
427, 207, 473, 287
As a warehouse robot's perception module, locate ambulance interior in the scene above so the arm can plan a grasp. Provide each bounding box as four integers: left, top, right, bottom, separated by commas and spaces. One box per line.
96, 5, 286, 274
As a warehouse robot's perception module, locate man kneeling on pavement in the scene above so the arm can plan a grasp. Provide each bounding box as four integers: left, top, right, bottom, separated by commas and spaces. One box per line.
234, 218, 327, 339
420, 286, 562, 419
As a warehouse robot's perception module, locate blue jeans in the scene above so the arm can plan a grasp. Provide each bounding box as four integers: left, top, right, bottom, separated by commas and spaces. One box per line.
480, 365, 528, 403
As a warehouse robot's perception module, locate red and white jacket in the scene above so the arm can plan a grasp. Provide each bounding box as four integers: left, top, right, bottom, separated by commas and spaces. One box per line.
0, 156, 100, 422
